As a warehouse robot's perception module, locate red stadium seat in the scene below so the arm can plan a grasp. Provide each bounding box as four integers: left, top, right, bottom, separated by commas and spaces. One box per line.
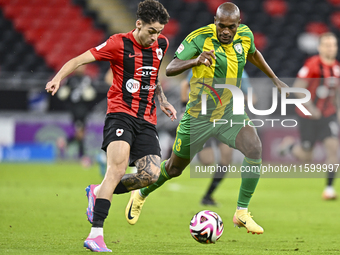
161, 18, 179, 39
263, 0, 288, 17
253, 32, 267, 51
60, 6, 82, 19
3, 4, 25, 19
331, 11, 340, 29
203, 0, 226, 14
25, 28, 45, 44
305, 22, 329, 35
30, 18, 50, 31
13, 16, 35, 32
46, 0, 70, 8
7, 0, 28, 7
328, 0, 340, 6
0, 0, 10, 6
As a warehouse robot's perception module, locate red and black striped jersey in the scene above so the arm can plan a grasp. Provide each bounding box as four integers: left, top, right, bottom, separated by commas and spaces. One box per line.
90, 30, 169, 125
296, 55, 340, 118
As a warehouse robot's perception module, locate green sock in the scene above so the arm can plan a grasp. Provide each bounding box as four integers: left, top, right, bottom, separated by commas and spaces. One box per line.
237, 157, 262, 208
140, 160, 171, 197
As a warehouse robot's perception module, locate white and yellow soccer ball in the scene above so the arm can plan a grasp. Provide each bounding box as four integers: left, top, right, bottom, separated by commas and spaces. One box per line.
189, 210, 224, 244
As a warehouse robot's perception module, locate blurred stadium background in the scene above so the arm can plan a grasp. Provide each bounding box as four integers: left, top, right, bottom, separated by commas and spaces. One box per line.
1, 0, 340, 165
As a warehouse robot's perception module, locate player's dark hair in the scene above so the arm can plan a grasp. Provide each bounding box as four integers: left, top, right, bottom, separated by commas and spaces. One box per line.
136, 0, 170, 25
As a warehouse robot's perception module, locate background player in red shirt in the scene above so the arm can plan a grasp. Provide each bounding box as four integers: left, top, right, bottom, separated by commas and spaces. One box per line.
280, 32, 340, 200
45, 0, 176, 252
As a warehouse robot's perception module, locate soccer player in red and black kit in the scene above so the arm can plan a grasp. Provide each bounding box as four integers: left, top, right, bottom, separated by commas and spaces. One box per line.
280, 32, 340, 200
45, 0, 176, 252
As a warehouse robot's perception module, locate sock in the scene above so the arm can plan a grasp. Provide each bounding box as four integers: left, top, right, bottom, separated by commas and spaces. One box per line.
237, 206, 248, 210
94, 185, 101, 196
205, 169, 227, 197
113, 181, 129, 194
327, 170, 336, 186
237, 157, 261, 208
140, 160, 171, 197
92, 199, 111, 228
88, 227, 103, 238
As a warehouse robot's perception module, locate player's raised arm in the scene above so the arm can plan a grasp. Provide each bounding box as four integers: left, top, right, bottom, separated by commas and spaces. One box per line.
166, 50, 216, 76
247, 49, 289, 96
45, 50, 96, 96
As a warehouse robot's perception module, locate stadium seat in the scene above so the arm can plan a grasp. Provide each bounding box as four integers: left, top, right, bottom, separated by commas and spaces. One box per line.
160, 18, 179, 40
328, 0, 340, 6
263, 0, 288, 17
306, 22, 329, 35
330, 11, 340, 30
3, 4, 25, 19
253, 32, 268, 51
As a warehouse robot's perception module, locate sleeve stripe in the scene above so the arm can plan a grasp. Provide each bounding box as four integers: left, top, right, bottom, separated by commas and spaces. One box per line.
186, 27, 212, 42
237, 28, 251, 33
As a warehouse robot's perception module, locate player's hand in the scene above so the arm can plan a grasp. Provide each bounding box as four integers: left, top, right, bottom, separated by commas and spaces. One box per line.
45, 80, 60, 96
273, 79, 290, 97
308, 105, 322, 120
196, 50, 216, 67
160, 101, 177, 121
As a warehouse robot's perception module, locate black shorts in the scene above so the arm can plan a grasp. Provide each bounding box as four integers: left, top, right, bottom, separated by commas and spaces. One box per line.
298, 114, 339, 151
101, 112, 161, 166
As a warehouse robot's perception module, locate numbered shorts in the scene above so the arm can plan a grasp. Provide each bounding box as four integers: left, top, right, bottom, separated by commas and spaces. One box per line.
102, 112, 161, 166
298, 114, 339, 151
172, 112, 251, 159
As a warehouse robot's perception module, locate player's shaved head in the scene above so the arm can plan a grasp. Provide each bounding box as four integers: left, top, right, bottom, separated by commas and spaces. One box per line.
214, 2, 240, 44
216, 2, 240, 20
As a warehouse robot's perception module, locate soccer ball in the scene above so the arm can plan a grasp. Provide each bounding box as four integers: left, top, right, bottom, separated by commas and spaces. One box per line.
189, 210, 224, 244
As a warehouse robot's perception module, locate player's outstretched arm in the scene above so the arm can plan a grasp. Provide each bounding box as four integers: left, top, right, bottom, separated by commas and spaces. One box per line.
45, 50, 96, 96
166, 50, 216, 76
155, 82, 177, 121
247, 49, 289, 96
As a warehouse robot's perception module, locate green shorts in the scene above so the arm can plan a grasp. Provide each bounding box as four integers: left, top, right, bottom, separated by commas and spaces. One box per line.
172, 111, 251, 159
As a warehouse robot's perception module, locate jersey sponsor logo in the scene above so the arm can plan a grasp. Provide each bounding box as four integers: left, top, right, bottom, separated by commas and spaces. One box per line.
116, 128, 124, 137
127, 199, 134, 220
176, 43, 184, 54
136, 66, 158, 77
129, 53, 141, 58
95, 42, 107, 51
233, 43, 243, 54
142, 84, 157, 90
126, 79, 140, 93
238, 217, 246, 225
156, 48, 163, 60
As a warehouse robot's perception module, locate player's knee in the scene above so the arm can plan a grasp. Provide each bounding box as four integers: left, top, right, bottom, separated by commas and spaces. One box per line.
245, 140, 262, 159
105, 164, 126, 180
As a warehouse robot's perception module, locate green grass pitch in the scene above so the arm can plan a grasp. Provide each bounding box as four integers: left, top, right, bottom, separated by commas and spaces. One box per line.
0, 162, 339, 254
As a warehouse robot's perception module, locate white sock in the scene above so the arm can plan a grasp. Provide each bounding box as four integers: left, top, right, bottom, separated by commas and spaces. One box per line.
94, 185, 101, 196
237, 206, 248, 210
89, 227, 103, 238
139, 189, 147, 198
